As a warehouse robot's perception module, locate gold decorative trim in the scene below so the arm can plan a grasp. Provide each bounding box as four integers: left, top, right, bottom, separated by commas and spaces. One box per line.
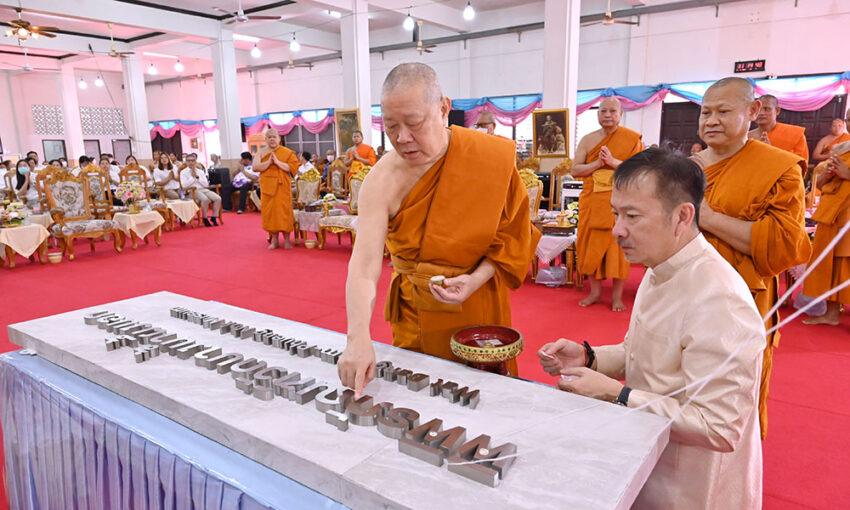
298, 168, 321, 183
519, 168, 541, 189
351, 165, 371, 181
518, 156, 540, 171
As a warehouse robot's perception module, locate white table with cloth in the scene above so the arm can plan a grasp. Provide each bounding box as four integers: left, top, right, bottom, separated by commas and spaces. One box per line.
0, 224, 49, 268
28, 213, 52, 229
165, 199, 200, 226
294, 208, 345, 243
113, 210, 164, 249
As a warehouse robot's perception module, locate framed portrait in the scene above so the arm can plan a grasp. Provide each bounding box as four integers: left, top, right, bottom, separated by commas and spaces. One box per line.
42, 139, 67, 162
334, 108, 361, 154
532, 109, 569, 158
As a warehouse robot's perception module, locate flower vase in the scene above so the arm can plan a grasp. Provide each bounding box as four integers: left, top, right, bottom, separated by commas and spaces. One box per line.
128, 202, 141, 214
557, 210, 568, 227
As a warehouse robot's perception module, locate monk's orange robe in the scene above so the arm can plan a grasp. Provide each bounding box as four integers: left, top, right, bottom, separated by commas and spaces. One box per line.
825, 133, 850, 152
760, 122, 810, 166
259, 145, 300, 233
576, 126, 643, 279
384, 126, 541, 376
700, 139, 811, 438
804, 152, 850, 303
347, 144, 377, 178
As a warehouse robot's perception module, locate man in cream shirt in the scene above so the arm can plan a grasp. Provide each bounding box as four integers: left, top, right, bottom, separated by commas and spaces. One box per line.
540, 148, 764, 509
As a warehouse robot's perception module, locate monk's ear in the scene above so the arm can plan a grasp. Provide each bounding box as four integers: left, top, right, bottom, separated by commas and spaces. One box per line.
748, 99, 761, 121
439, 96, 451, 121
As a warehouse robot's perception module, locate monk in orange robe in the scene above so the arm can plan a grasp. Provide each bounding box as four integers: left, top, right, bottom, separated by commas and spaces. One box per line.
253, 128, 300, 249
813, 118, 850, 162
344, 130, 377, 178
748, 94, 810, 168
802, 149, 850, 325
338, 63, 539, 398
572, 97, 643, 311
692, 78, 811, 439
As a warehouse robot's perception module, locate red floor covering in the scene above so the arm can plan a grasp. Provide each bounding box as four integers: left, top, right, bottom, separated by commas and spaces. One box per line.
0, 212, 847, 509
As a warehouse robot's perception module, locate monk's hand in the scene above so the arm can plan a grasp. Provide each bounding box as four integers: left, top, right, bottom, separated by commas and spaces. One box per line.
759, 131, 771, 144
538, 338, 586, 375
557, 367, 623, 401
599, 146, 613, 166
338, 341, 376, 399
430, 274, 479, 305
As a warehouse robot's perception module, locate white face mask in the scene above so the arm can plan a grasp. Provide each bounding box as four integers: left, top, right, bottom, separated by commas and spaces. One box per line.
327, 155, 335, 162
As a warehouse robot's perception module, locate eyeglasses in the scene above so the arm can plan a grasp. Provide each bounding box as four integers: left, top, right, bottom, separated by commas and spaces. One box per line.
474, 122, 494, 128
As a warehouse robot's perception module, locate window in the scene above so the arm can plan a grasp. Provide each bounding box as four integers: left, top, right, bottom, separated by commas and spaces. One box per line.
514, 116, 534, 157
280, 110, 335, 159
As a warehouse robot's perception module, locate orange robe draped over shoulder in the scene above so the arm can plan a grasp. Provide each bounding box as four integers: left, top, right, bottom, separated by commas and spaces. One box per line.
348, 144, 377, 178
826, 133, 850, 152
765, 122, 810, 164
576, 126, 643, 279
699, 139, 811, 438
384, 126, 540, 375
259, 145, 300, 233
804, 152, 850, 303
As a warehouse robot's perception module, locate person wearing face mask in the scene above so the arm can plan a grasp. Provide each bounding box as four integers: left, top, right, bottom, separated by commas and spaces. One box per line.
14, 160, 39, 205
322, 149, 336, 180
343, 130, 377, 178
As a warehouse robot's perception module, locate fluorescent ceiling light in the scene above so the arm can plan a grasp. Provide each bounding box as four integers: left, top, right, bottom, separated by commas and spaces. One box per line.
142, 51, 178, 60
233, 34, 260, 43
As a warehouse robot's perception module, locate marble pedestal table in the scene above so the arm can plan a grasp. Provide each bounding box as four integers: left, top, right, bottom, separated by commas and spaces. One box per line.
8, 292, 669, 509
113, 210, 164, 249
0, 223, 49, 268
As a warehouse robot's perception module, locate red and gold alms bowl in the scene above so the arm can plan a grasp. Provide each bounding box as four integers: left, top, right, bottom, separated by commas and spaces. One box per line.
451, 325, 524, 376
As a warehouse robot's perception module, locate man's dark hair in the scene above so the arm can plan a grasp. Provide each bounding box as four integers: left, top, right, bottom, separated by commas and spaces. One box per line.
26, 151, 37, 158
79, 156, 90, 165
25, 157, 35, 164
302, 151, 311, 161
614, 147, 706, 225
241, 151, 252, 160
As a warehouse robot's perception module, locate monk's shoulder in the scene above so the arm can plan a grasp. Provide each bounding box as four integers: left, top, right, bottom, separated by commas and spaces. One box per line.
743, 140, 804, 176
615, 126, 643, 141
578, 129, 605, 148
777, 122, 806, 136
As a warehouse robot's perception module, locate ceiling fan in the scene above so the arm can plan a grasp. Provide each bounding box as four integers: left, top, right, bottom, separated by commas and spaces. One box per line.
3, 7, 58, 41
582, 0, 639, 27
105, 23, 134, 58
213, 0, 281, 24
287, 55, 312, 70
1, 47, 57, 73
415, 20, 436, 54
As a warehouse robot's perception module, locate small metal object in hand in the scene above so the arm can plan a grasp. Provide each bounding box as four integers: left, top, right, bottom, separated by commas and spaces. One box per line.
430, 275, 446, 287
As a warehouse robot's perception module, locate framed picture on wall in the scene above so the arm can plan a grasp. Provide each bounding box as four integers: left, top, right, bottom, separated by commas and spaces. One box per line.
334, 108, 360, 154
42, 139, 67, 162
532, 108, 569, 158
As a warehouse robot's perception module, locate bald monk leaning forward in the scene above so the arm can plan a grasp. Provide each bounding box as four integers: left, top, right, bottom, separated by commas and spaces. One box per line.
692, 77, 811, 438
253, 128, 300, 249
748, 94, 810, 168
571, 97, 643, 311
813, 117, 850, 162
338, 62, 540, 397
802, 147, 850, 326
344, 130, 377, 178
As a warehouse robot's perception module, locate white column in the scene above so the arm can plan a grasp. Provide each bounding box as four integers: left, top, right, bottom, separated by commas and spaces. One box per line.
210, 28, 243, 162
59, 64, 85, 161
121, 54, 152, 160
542, 0, 580, 157
340, 0, 372, 145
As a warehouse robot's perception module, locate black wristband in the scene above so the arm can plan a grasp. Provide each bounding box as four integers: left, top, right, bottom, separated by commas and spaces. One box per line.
583, 341, 595, 369
616, 386, 632, 406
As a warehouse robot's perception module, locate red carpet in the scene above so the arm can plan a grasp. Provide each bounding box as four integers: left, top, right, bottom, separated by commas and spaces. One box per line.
1, 212, 847, 509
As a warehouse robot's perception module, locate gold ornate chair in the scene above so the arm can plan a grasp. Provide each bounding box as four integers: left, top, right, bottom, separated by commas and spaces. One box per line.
1, 170, 16, 202
182, 168, 224, 226
318, 166, 369, 249
519, 168, 543, 221
34, 168, 55, 212
325, 159, 349, 198
293, 168, 322, 243
80, 168, 123, 219
44, 171, 123, 261
549, 159, 574, 211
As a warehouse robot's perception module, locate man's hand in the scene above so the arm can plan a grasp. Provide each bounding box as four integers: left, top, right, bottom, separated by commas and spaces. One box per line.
759, 130, 771, 144
698, 198, 716, 228
338, 340, 376, 399
557, 367, 623, 401
538, 338, 587, 375
430, 274, 478, 305
828, 154, 850, 180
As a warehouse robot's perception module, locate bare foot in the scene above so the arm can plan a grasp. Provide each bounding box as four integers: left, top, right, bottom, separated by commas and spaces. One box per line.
612, 299, 627, 312
283, 241, 293, 249
578, 293, 602, 307
268, 240, 279, 250
802, 315, 840, 326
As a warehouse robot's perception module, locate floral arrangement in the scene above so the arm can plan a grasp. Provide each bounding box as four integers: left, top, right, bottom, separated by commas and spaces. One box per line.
115, 181, 146, 204
0, 201, 27, 227
559, 200, 578, 226
323, 193, 337, 202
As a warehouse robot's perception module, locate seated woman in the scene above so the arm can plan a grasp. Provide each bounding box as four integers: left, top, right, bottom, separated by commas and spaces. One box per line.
153, 153, 180, 199
48, 159, 62, 169
180, 154, 221, 227
14, 160, 39, 206
123, 155, 154, 191
100, 157, 122, 206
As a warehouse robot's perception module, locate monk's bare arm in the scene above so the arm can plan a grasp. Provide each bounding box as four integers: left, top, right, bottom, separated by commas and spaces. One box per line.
813, 138, 831, 161
253, 150, 272, 172
698, 200, 754, 255
339, 170, 389, 397
431, 259, 496, 305
570, 138, 603, 177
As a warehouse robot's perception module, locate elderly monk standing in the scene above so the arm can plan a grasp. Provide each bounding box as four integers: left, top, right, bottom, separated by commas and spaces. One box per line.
802, 146, 850, 326
692, 77, 811, 438
344, 130, 377, 179
338, 63, 539, 397
813, 117, 850, 162
571, 97, 643, 311
253, 129, 300, 249
748, 94, 810, 166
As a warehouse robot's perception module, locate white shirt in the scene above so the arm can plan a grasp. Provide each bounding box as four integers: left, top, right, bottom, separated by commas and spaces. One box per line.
297, 161, 315, 175
108, 165, 121, 187
595, 234, 764, 510
153, 167, 180, 190
180, 166, 209, 190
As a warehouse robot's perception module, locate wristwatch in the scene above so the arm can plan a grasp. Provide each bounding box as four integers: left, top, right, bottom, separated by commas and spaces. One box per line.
616, 386, 632, 406
583, 341, 595, 369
